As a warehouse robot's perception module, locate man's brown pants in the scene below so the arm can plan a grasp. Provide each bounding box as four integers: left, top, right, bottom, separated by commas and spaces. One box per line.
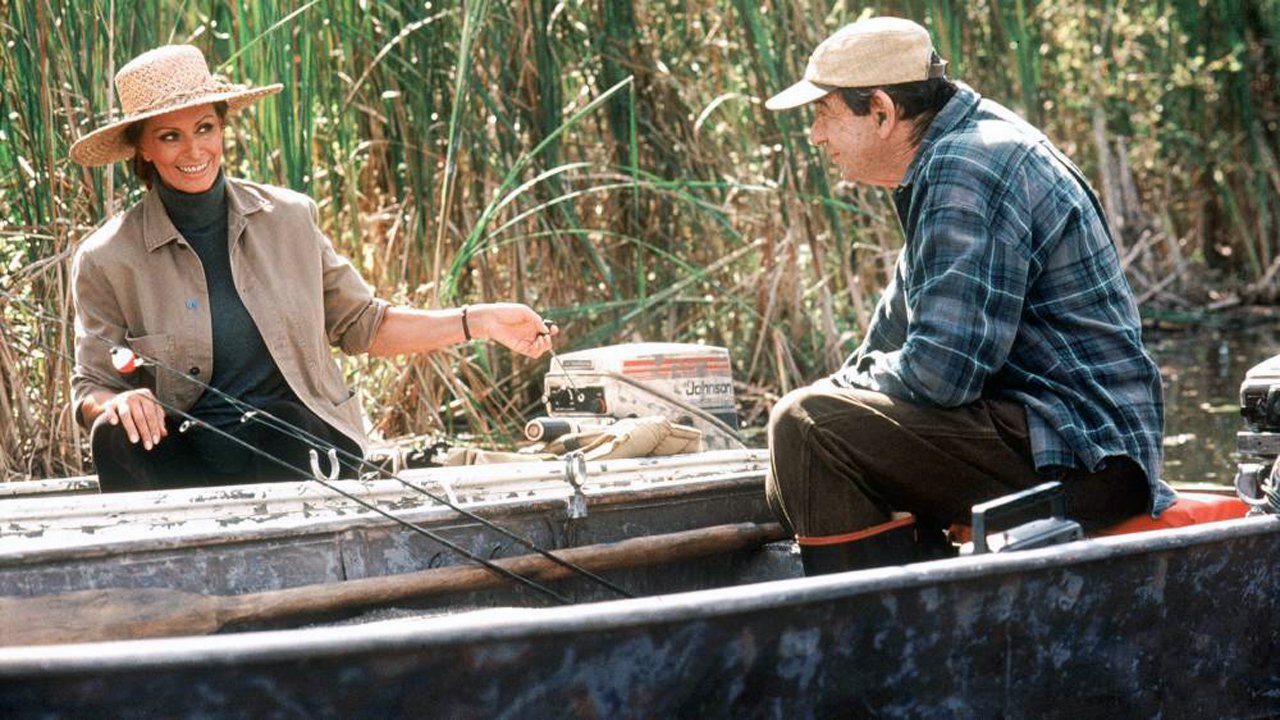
765, 381, 1149, 538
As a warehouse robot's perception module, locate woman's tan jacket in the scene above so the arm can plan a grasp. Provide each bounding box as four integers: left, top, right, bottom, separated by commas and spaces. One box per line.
71, 177, 388, 451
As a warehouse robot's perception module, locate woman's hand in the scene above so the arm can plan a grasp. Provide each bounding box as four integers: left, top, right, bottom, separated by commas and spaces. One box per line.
97, 389, 168, 450
471, 303, 557, 358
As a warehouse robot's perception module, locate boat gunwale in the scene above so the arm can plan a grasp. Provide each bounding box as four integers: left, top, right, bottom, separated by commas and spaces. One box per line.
0, 471, 768, 567
0, 450, 770, 512
1, 512, 1276, 671
0, 450, 769, 526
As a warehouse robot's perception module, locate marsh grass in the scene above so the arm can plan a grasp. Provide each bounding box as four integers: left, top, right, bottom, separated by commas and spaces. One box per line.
0, 0, 1276, 478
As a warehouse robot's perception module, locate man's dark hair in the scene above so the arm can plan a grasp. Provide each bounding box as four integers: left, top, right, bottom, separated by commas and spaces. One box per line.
124, 101, 229, 188
836, 76, 957, 147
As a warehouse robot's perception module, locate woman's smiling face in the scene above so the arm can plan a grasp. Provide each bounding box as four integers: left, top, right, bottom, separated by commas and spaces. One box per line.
135, 104, 223, 193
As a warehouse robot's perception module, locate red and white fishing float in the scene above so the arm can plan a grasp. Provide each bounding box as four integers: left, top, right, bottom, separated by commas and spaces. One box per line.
109, 346, 147, 375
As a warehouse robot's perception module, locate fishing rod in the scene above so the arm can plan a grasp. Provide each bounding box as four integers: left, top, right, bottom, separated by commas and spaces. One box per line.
3, 322, 574, 605
109, 321, 633, 599
0, 286, 632, 600
540, 322, 580, 394
110, 334, 633, 598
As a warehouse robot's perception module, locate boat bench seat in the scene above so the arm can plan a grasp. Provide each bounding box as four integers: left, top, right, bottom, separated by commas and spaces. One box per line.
947, 492, 1251, 545
1093, 492, 1251, 536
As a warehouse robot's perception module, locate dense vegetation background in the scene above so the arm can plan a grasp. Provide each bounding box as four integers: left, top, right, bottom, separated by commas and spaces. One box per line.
0, 0, 1277, 479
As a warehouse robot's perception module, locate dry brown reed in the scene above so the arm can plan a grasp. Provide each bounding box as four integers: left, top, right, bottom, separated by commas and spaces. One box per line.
0, 0, 1276, 479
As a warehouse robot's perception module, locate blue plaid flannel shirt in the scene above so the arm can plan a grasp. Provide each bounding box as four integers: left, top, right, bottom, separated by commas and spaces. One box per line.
834, 84, 1173, 514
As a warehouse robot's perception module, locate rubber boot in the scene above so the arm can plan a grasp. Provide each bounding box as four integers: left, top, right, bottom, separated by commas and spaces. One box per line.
914, 517, 959, 561
797, 517, 920, 576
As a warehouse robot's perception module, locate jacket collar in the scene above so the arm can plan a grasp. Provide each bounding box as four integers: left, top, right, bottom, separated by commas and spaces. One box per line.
141, 176, 270, 252
141, 188, 180, 252
898, 82, 981, 189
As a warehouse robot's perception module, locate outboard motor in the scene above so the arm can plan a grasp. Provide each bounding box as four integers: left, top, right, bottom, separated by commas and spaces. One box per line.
536, 343, 742, 450
1234, 354, 1280, 513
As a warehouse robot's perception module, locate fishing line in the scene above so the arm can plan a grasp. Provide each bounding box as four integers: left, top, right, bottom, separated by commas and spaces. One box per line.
602, 371, 745, 447
2, 324, 576, 606
540, 320, 579, 393
117, 332, 632, 599
0, 285, 629, 594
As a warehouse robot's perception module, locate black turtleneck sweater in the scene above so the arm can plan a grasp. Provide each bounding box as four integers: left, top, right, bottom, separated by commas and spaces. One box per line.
156, 171, 292, 429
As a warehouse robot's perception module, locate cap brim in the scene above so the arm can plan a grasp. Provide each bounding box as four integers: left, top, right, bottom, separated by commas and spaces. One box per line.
765, 80, 834, 111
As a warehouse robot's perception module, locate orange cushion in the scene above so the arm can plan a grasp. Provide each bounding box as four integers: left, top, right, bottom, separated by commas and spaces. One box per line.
948, 492, 1251, 543
1096, 492, 1251, 536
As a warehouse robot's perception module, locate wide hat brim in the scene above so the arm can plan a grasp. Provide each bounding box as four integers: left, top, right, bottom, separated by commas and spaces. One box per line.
69, 82, 282, 167
765, 79, 836, 111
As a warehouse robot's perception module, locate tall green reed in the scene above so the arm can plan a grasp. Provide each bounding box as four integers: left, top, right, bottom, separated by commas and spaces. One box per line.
0, 0, 1276, 478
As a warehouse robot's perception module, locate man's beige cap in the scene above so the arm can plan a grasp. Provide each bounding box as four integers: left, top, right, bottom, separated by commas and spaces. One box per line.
766, 17, 944, 111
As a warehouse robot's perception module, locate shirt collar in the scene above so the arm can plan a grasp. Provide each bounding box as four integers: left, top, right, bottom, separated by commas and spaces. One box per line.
141, 175, 268, 252
224, 176, 269, 222
898, 82, 981, 189
142, 187, 181, 252
155, 170, 226, 236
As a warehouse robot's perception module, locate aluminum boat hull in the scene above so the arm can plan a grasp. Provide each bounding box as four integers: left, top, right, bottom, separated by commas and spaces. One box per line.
1, 517, 1277, 718
1, 450, 1277, 718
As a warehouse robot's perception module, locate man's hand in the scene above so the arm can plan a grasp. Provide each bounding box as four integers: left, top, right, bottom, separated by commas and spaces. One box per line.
473, 303, 557, 358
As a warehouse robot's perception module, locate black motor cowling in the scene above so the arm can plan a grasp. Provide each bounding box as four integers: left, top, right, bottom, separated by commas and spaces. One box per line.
1235, 354, 1280, 512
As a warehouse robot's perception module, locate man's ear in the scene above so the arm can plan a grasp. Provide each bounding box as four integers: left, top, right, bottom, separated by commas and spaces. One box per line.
870, 90, 896, 137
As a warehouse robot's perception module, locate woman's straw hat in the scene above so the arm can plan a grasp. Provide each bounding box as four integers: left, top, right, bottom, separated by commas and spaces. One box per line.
69, 45, 282, 167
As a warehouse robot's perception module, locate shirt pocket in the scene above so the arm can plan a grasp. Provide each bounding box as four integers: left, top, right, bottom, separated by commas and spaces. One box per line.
124, 332, 175, 402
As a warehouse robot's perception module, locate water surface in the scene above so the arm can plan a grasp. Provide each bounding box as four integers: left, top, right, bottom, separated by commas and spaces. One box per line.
1146, 310, 1280, 486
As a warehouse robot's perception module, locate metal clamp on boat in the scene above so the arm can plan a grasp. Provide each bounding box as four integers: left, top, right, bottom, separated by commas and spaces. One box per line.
963, 481, 1083, 555
1233, 461, 1274, 516
563, 451, 589, 520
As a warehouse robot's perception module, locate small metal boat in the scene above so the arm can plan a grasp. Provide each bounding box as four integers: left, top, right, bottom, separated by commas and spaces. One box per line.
5, 343, 1280, 718
0, 442, 1275, 718
1, 508, 1276, 718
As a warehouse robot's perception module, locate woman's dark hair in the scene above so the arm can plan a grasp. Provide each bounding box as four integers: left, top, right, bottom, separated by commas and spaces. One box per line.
836, 76, 957, 147
123, 101, 228, 188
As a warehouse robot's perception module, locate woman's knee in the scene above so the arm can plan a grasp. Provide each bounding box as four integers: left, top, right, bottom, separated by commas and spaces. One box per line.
89, 414, 131, 459
89, 414, 186, 492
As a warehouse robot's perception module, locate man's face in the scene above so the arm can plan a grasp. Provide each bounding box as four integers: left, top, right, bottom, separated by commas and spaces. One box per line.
808, 94, 883, 185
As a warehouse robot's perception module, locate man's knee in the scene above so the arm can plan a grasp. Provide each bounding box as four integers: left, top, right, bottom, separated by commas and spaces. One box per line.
767, 383, 901, 538
767, 383, 882, 498
767, 387, 808, 446
770, 384, 835, 436
769, 383, 888, 443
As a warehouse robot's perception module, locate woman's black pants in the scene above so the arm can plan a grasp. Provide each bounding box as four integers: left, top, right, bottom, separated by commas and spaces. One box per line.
90, 398, 363, 493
